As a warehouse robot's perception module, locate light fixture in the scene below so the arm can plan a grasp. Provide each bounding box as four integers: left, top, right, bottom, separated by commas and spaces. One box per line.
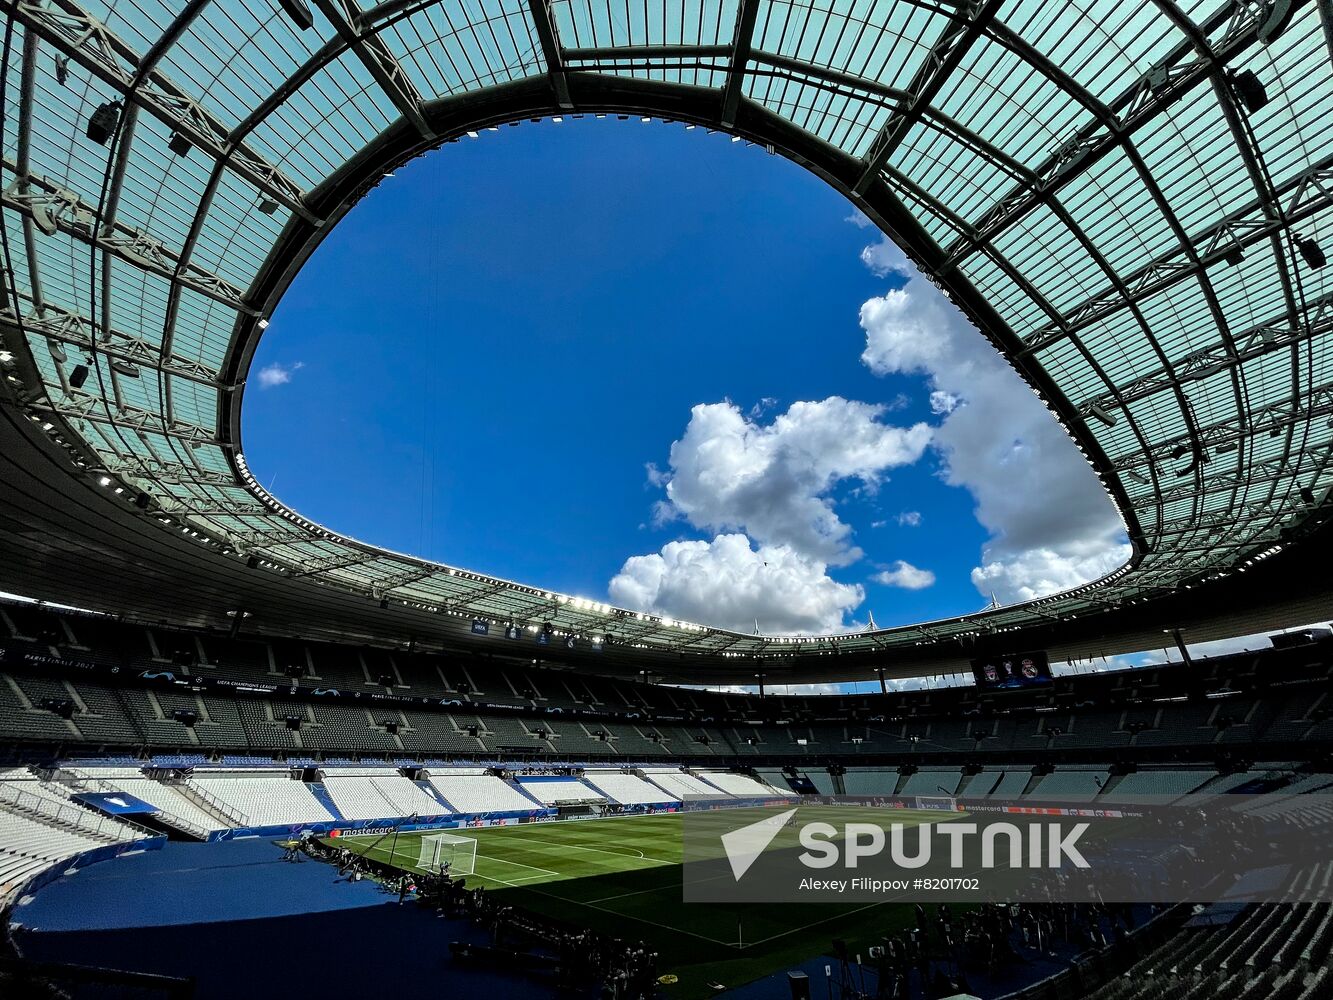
1088, 402, 1116, 427
1297, 236, 1326, 270
98, 475, 111, 486
85, 101, 122, 145
1229, 69, 1269, 113
110, 358, 140, 378
31, 201, 59, 236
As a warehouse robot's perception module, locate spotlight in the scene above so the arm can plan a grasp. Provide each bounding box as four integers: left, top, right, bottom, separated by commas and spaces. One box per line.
85, 101, 122, 145
246, 555, 260, 569
31, 201, 59, 236
168, 133, 191, 156
1297, 237, 1326, 270
276, 0, 314, 29
1088, 402, 1117, 427
1229, 70, 1269, 113
68, 363, 89, 389
110, 358, 140, 378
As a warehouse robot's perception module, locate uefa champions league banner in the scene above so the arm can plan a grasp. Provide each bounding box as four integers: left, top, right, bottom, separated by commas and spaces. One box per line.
681, 796, 1333, 904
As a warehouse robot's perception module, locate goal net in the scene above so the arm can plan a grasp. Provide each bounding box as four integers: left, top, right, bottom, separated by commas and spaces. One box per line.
416, 832, 477, 875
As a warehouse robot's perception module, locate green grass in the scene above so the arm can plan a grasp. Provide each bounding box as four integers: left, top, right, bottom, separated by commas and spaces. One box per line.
328, 809, 936, 998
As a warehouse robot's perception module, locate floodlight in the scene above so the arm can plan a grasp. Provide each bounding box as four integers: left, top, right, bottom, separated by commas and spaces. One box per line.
85, 101, 121, 145
1229, 70, 1269, 113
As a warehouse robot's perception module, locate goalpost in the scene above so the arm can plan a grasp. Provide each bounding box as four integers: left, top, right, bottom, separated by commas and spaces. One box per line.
416, 832, 477, 875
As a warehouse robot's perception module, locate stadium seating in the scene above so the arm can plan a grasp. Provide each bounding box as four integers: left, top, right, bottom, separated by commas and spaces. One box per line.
186, 770, 334, 827
322, 769, 449, 819
1101, 770, 1218, 801
582, 770, 680, 805
65, 766, 227, 836
639, 767, 728, 799
427, 771, 541, 813
513, 777, 605, 805
695, 771, 785, 797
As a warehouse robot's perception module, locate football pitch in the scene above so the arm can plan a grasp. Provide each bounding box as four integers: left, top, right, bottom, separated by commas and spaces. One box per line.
330, 808, 939, 998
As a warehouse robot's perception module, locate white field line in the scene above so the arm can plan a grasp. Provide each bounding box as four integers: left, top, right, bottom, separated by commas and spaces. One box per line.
477, 834, 673, 866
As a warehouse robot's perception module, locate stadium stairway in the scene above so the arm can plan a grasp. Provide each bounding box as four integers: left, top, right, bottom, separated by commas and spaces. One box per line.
304, 781, 345, 822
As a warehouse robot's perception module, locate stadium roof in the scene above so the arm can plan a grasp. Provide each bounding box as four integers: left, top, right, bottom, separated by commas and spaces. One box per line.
1, 0, 1331, 676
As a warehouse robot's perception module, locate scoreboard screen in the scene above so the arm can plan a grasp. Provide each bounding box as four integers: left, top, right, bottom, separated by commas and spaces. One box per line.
971, 651, 1052, 690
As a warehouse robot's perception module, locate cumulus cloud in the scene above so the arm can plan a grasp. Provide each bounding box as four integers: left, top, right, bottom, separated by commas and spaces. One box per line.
857, 235, 1130, 605
874, 560, 936, 590
898, 511, 922, 527
654, 397, 931, 566
256, 361, 304, 388
608, 534, 864, 634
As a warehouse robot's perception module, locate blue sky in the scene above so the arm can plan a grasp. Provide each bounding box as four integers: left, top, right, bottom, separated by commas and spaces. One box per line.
243, 118, 1128, 635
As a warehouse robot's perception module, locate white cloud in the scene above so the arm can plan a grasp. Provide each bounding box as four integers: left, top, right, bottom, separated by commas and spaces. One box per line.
655, 397, 931, 566
929, 390, 959, 415
608, 533, 863, 634
968, 543, 1127, 604
898, 511, 922, 527
874, 560, 936, 590
857, 235, 1130, 605
256, 361, 304, 388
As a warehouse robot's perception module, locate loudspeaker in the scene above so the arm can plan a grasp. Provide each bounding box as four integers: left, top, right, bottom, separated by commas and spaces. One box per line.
786, 971, 811, 1000
39, 697, 75, 719
285, 715, 302, 731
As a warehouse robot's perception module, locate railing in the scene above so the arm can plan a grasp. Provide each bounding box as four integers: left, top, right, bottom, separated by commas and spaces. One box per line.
165, 777, 247, 827
75, 774, 212, 841
0, 784, 150, 844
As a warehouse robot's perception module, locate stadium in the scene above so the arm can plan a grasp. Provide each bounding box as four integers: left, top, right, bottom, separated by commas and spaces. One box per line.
1, 0, 1332, 997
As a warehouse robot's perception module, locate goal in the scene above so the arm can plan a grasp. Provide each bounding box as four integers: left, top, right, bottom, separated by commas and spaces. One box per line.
416, 832, 477, 875
911, 795, 959, 812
